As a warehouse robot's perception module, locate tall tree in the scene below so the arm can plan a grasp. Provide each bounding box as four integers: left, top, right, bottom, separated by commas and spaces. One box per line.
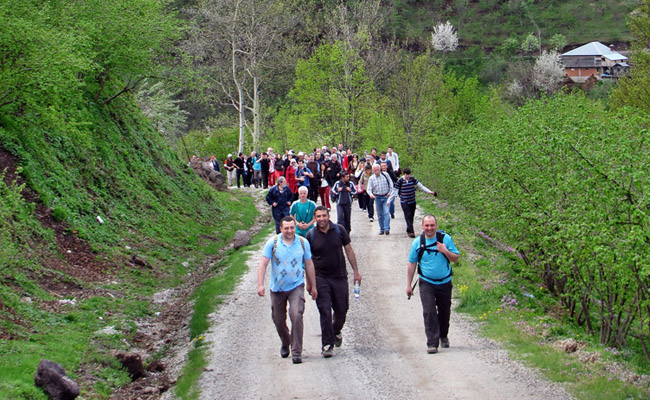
388, 52, 449, 162
278, 41, 378, 149
185, 0, 299, 153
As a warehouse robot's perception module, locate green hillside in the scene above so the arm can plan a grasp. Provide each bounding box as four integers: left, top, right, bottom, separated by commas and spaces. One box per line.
389, 0, 634, 49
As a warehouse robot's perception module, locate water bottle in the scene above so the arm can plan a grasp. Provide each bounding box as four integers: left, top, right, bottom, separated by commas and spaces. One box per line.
354, 281, 360, 300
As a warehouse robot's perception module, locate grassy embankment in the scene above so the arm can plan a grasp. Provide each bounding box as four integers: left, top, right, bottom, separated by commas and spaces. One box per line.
0, 100, 259, 398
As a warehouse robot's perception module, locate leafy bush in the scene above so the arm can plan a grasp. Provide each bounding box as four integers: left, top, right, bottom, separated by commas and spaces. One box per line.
429, 94, 650, 356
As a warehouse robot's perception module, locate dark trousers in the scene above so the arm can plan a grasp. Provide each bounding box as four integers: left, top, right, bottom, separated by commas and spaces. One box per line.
361, 192, 373, 218
401, 201, 417, 234
261, 171, 269, 189
336, 203, 352, 234
236, 169, 244, 188
419, 279, 453, 348
308, 184, 319, 202
315, 276, 349, 347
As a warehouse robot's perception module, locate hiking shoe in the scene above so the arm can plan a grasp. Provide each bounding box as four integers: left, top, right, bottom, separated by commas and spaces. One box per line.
292, 356, 302, 364
379, 230, 385, 235
322, 345, 334, 358
441, 338, 449, 348
334, 333, 343, 347
427, 346, 438, 354
385, 230, 390, 235
280, 346, 290, 358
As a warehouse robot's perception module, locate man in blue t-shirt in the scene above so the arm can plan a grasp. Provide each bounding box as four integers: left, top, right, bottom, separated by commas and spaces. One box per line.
258, 217, 318, 364
406, 215, 460, 354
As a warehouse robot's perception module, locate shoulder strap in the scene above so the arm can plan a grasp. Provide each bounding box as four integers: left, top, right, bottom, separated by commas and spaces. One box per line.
416, 232, 452, 281
274, 235, 306, 264
334, 224, 344, 243
299, 236, 305, 258
382, 172, 391, 187
271, 234, 281, 264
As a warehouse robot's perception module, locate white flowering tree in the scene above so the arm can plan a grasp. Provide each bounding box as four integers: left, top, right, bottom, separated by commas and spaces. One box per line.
532, 50, 565, 93
431, 21, 459, 52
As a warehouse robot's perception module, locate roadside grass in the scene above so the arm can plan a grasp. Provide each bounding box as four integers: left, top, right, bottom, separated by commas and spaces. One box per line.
0, 188, 259, 399
419, 199, 650, 400
174, 223, 273, 400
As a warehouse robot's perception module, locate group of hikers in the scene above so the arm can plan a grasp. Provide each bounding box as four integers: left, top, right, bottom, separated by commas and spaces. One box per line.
258, 144, 437, 239
250, 144, 460, 363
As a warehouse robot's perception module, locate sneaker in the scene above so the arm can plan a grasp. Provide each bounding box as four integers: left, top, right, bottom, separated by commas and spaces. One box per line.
385, 230, 390, 235
334, 333, 343, 347
280, 346, 290, 358
408, 232, 415, 238
427, 346, 438, 354
369, 218, 374, 222
441, 338, 449, 348
379, 230, 385, 235
292, 356, 302, 364
391, 214, 395, 219
322, 345, 334, 358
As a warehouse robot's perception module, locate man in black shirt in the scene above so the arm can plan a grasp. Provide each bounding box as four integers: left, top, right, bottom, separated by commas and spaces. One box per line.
234, 152, 245, 188
306, 206, 361, 358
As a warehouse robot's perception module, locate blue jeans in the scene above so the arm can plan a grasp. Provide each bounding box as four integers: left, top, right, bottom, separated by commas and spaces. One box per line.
374, 195, 390, 231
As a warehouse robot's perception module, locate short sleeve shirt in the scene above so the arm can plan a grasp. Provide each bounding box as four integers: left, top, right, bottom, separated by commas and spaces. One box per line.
263, 235, 312, 292
408, 233, 459, 285
307, 222, 351, 278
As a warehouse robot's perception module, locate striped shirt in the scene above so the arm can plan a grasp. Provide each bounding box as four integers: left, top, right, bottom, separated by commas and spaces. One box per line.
395, 176, 433, 204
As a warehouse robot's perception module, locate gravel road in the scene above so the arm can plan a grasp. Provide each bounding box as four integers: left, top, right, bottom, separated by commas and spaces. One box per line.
198, 200, 573, 400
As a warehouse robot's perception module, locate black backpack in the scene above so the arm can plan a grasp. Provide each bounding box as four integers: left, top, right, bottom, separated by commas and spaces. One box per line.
416, 230, 452, 283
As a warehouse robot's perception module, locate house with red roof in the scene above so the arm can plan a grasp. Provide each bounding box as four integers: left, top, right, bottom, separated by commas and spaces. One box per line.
561, 41, 629, 82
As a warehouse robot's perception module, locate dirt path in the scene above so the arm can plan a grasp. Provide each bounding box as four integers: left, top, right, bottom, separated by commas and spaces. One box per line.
197, 199, 573, 399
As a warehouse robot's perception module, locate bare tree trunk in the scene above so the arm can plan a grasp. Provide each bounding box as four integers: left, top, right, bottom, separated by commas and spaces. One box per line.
252, 76, 260, 152
238, 86, 245, 154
